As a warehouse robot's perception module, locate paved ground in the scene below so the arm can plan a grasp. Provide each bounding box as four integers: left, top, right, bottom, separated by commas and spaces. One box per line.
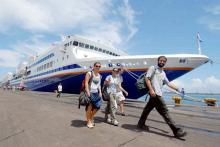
0, 89, 219, 147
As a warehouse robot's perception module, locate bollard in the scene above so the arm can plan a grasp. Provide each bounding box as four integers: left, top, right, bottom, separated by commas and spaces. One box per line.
204, 98, 217, 106
172, 96, 182, 106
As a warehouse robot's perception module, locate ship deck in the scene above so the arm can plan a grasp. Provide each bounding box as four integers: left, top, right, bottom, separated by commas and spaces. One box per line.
0, 89, 219, 147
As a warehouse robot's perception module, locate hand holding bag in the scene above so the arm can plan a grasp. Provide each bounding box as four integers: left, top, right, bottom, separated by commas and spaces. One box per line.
78, 90, 91, 109
102, 85, 110, 101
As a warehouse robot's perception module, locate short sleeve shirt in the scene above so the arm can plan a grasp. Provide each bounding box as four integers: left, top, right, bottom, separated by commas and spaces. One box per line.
105, 75, 121, 94
58, 85, 62, 92
145, 66, 169, 96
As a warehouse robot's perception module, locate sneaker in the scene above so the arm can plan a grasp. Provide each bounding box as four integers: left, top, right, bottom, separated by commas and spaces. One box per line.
112, 120, 119, 126
107, 118, 112, 124
174, 128, 187, 138
87, 123, 94, 129
137, 124, 149, 131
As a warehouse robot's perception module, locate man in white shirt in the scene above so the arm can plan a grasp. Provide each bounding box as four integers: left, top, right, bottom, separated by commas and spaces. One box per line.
57, 83, 62, 98
137, 56, 187, 138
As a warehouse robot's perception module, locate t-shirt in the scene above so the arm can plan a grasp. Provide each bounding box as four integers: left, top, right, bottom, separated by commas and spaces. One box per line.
58, 85, 62, 92
118, 75, 123, 83
105, 75, 121, 94
88, 71, 101, 93
145, 66, 169, 96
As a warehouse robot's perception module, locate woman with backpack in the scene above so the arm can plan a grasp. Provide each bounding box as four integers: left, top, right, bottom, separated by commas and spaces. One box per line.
85, 62, 102, 128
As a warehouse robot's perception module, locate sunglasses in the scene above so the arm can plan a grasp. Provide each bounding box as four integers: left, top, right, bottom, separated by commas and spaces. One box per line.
159, 60, 167, 63
95, 65, 101, 68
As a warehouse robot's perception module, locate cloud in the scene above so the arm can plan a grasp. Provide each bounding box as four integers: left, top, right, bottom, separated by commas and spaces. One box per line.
0, 0, 109, 32
0, 49, 23, 67
0, 0, 138, 73
199, 4, 220, 31
119, 0, 138, 41
0, 35, 53, 68
0, 0, 137, 46
10, 35, 52, 56
205, 5, 220, 15
171, 76, 220, 93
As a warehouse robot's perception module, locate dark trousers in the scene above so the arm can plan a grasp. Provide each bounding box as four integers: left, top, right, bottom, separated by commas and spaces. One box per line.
138, 95, 178, 133
57, 91, 61, 98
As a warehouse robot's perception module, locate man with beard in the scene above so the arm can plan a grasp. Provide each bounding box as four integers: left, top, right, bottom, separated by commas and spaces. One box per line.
137, 56, 187, 138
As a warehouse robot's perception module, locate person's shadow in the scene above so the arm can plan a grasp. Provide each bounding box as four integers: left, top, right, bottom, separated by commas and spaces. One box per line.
70, 116, 105, 128
121, 124, 185, 141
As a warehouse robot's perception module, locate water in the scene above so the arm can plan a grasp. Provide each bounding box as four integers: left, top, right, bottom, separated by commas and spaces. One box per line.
139, 93, 220, 107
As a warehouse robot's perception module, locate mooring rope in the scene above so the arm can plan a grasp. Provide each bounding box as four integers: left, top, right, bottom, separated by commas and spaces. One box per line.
164, 87, 218, 106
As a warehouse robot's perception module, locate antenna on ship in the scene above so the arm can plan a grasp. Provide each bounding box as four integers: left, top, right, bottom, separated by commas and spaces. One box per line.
197, 32, 203, 54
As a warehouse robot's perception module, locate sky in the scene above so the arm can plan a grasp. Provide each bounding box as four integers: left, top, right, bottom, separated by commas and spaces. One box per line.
0, 0, 220, 93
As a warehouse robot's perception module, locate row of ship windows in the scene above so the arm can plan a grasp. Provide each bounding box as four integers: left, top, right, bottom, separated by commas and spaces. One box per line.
37, 61, 53, 72
36, 55, 70, 72
30, 53, 54, 68
64, 41, 120, 56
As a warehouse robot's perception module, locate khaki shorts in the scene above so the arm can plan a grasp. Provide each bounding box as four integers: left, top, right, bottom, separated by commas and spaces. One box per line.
115, 91, 125, 102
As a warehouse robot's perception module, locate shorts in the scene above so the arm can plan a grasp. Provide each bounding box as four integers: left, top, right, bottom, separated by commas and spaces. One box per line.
90, 92, 102, 109
115, 91, 125, 102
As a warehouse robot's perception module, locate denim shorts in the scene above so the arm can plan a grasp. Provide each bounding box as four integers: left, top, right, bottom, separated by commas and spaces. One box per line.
90, 92, 102, 109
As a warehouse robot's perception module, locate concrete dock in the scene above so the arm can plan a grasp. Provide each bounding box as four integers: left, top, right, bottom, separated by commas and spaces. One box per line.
0, 89, 220, 147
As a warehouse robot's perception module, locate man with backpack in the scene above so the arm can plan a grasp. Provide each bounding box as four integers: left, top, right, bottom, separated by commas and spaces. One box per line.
137, 56, 187, 138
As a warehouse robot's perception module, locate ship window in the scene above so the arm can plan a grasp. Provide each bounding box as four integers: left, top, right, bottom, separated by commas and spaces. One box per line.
99, 48, 102, 52
106, 50, 109, 54
102, 49, 106, 53
69, 41, 72, 45
90, 45, 94, 49
47, 63, 50, 68
79, 42, 85, 47
26, 71, 31, 76
50, 62, 53, 67
94, 47, 98, 51
62, 57, 64, 60
85, 44, 89, 49
109, 52, 113, 55
67, 55, 69, 59
73, 41, 78, 46
44, 64, 46, 69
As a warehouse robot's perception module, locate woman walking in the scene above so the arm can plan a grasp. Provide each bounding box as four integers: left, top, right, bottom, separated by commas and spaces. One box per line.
85, 62, 102, 128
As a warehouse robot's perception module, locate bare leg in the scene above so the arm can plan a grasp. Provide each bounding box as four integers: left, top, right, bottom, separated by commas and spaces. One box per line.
91, 108, 98, 122
119, 100, 124, 113
86, 104, 93, 125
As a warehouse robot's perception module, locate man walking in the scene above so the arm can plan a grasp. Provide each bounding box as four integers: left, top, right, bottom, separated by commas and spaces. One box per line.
57, 83, 62, 98
137, 56, 187, 138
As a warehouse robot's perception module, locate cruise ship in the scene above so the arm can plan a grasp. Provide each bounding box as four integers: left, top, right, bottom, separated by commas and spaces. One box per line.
3, 35, 209, 99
